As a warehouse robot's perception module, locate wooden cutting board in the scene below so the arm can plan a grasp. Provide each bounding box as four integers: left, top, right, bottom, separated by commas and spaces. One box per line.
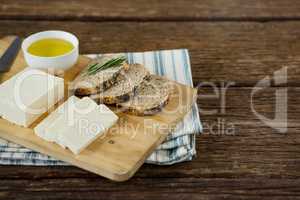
0, 36, 197, 181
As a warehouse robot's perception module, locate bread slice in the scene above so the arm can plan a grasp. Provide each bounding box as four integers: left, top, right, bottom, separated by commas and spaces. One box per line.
72, 56, 128, 96
90, 64, 149, 104
118, 75, 170, 115
90, 64, 150, 104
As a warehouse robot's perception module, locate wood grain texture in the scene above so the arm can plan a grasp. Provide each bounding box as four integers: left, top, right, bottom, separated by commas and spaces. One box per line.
0, 177, 299, 200
0, 87, 299, 198
0, 1, 300, 198
1, 0, 300, 21
1, 20, 300, 87
0, 37, 197, 181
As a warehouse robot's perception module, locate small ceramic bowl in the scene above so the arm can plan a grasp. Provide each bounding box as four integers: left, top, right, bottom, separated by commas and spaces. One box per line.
22, 30, 79, 70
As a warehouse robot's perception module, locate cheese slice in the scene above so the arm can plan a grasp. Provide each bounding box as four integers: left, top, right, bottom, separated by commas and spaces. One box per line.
34, 96, 80, 142
45, 96, 118, 154
0, 69, 64, 127
43, 96, 96, 148
45, 115, 68, 148
59, 99, 118, 154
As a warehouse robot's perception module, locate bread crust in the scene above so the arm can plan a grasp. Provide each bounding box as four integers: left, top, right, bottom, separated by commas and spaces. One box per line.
118, 75, 170, 116
90, 64, 150, 104
72, 57, 128, 96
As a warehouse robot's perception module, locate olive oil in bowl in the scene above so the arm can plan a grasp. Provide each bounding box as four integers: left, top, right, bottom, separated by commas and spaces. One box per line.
27, 38, 74, 57
22, 30, 79, 70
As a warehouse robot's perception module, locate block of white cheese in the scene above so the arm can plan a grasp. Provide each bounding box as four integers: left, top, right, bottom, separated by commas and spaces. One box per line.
57, 97, 118, 154
34, 95, 80, 142
0, 69, 64, 127
43, 95, 95, 148
35, 96, 118, 154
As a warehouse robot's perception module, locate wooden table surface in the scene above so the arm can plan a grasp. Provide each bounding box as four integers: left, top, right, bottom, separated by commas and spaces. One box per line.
0, 1, 300, 199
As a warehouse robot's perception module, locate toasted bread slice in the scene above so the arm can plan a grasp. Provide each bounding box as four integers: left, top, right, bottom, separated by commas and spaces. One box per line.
72, 56, 128, 96
90, 64, 150, 104
118, 75, 170, 115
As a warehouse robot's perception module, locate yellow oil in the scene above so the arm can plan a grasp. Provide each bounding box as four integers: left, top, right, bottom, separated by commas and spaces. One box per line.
27, 38, 74, 57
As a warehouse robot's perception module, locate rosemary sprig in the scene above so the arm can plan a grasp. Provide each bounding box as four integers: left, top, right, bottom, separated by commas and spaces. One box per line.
85, 56, 126, 75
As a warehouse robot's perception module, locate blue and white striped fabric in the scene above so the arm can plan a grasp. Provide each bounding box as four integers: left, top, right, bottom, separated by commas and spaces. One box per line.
0, 49, 202, 165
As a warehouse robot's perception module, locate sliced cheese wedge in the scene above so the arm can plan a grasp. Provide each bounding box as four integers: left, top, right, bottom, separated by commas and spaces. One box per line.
44, 96, 98, 148
34, 96, 80, 142
0, 69, 64, 127
35, 96, 118, 154
58, 98, 118, 154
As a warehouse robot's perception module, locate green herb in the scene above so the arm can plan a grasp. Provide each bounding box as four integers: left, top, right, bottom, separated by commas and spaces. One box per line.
85, 56, 126, 75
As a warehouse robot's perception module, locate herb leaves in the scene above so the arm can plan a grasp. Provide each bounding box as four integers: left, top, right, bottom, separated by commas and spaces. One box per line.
85, 56, 126, 76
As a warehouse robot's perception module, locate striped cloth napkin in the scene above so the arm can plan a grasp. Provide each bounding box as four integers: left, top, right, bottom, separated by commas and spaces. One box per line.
0, 49, 202, 165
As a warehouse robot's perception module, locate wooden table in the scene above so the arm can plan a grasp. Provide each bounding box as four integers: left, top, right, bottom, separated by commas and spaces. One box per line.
0, 1, 300, 199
